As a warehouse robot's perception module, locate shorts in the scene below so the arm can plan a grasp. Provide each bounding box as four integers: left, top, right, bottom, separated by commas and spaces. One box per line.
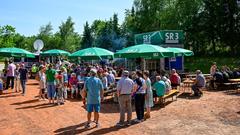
47, 83, 56, 98
87, 104, 100, 113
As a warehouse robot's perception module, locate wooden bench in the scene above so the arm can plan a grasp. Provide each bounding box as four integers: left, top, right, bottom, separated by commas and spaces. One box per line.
161, 89, 179, 106
104, 88, 117, 96
215, 82, 238, 91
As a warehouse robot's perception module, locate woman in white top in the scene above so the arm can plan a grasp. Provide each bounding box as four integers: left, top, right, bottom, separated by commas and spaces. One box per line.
39, 66, 46, 100
162, 76, 172, 94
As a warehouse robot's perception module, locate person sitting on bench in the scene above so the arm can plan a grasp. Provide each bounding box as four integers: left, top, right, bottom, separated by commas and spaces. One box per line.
152, 76, 166, 104
191, 70, 206, 96
170, 69, 181, 88
162, 76, 171, 94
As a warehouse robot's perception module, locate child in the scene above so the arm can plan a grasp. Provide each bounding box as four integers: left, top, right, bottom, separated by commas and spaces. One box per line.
61, 67, 68, 101
56, 70, 64, 105
102, 72, 108, 91
69, 73, 78, 98
39, 66, 46, 100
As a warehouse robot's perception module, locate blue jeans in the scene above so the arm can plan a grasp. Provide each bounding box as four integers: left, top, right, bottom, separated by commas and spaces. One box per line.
21, 80, 26, 95
191, 84, 202, 96
47, 82, 56, 99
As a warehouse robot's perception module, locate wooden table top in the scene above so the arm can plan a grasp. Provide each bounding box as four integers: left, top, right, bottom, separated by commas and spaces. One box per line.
183, 79, 195, 84
186, 74, 211, 77
115, 77, 121, 80
228, 79, 240, 82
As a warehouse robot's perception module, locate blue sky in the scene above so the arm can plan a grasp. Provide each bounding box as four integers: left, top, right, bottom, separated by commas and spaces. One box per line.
0, 0, 133, 36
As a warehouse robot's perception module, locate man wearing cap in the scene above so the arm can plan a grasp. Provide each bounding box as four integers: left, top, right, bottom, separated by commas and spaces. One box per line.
191, 70, 206, 96
82, 69, 104, 128
116, 70, 134, 127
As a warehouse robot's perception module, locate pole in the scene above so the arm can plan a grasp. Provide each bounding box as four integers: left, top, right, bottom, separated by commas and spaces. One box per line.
143, 58, 146, 71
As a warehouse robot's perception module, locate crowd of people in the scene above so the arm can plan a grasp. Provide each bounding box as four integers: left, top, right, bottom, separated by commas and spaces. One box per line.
0, 59, 184, 128
1, 58, 240, 130
210, 62, 240, 89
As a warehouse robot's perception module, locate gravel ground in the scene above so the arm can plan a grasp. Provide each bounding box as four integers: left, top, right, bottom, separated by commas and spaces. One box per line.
0, 79, 240, 135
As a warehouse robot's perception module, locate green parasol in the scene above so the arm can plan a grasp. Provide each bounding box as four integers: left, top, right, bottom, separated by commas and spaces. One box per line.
165, 47, 194, 57
41, 49, 70, 56
71, 47, 114, 60
0, 47, 35, 58
114, 44, 174, 59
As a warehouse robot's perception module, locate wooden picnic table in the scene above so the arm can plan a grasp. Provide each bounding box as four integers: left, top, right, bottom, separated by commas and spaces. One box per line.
228, 79, 240, 83
115, 77, 121, 81
222, 79, 240, 93
182, 79, 195, 93
186, 74, 211, 78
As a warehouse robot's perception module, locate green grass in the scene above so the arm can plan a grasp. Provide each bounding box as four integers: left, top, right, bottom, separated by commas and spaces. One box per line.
184, 56, 240, 73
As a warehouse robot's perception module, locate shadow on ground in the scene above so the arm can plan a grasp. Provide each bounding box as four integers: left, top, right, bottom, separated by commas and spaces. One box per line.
15, 103, 56, 110
10, 99, 39, 105
0, 94, 21, 98
54, 121, 139, 135
54, 122, 92, 135
177, 93, 201, 100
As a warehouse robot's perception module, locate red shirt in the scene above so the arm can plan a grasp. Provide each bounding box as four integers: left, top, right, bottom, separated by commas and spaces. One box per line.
170, 73, 179, 84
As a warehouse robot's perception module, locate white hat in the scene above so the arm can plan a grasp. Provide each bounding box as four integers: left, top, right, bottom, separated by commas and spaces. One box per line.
90, 69, 97, 75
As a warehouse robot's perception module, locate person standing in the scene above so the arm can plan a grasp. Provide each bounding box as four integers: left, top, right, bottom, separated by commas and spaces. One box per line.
39, 66, 46, 100
46, 64, 57, 104
133, 71, 146, 123
61, 67, 68, 100
18, 64, 28, 96
210, 62, 217, 76
116, 70, 134, 127
82, 69, 104, 128
210, 62, 217, 89
143, 71, 153, 120
31, 64, 38, 79
0, 78, 3, 95
56, 70, 64, 105
14, 64, 21, 93
5, 60, 16, 91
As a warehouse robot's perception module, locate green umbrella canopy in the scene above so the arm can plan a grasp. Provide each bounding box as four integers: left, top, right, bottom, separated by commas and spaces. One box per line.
0, 47, 35, 58
41, 49, 70, 56
114, 44, 174, 59
71, 47, 114, 60
166, 47, 194, 57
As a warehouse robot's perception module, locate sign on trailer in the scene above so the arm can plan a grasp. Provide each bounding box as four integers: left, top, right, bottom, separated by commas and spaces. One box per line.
134, 30, 184, 45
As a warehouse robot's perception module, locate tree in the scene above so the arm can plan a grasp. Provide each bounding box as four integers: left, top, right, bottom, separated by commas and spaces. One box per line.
0, 25, 16, 47
81, 21, 93, 49
37, 23, 54, 50
112, 13, 120, 36
58, 16, 81, 52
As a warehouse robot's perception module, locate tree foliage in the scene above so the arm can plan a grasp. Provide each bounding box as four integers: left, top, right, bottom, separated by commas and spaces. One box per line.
1, 0, 240, 56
